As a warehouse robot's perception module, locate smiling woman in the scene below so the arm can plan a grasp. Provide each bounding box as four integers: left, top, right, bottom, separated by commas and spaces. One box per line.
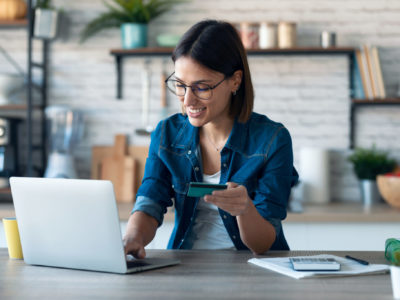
123, 20, 299, 258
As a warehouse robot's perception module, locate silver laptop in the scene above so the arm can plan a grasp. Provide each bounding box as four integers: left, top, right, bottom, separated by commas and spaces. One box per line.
10, 177, 180, 274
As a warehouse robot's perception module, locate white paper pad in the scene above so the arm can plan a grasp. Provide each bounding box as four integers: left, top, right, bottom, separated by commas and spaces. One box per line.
248, 254, 390, 279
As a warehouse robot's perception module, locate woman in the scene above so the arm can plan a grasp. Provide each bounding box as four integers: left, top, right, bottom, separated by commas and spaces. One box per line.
123, 20, 298, 259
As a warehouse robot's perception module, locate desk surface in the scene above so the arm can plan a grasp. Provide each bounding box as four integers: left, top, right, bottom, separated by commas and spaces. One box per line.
0, 249, 392, 299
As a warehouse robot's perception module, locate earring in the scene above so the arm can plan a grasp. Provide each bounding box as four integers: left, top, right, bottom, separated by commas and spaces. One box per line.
232, 90, 237, 96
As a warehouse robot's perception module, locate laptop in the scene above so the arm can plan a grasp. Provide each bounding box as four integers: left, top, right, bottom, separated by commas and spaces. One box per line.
9, 177, 180, 274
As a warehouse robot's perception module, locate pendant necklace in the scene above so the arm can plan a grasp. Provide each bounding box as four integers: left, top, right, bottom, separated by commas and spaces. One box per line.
203, 132, 226, 152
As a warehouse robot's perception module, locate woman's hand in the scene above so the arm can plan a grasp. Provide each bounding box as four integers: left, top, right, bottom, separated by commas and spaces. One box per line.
123, 234, 146, 259
204, 182, 251, 216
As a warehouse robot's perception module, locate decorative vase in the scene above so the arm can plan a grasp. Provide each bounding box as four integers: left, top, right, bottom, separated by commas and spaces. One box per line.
121, 23, 147, 49
34, 8, 58, 39
359, 179, 381, 207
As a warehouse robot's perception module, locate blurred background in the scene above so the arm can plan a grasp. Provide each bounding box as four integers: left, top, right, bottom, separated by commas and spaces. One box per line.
1, 0, 400, 250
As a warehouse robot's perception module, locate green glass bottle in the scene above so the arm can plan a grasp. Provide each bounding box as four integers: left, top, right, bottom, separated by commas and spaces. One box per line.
385, 238, 400, 265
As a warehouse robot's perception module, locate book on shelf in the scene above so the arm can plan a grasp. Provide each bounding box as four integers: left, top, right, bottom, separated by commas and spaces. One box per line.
355, 48, 372, 99
371, 46, 386, 99
353, 45, 386, 100
363, 44, 378, 99
353, 50, 365, 99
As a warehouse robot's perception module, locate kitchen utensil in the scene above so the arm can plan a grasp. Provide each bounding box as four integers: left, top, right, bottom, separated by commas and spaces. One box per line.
136, 61, 154, 136
278, 22, 296, 48
92, 145, 148, 195
0, 117, 20, 188
240, 22, 259, 49
0, 45, 25, 104
299, 147, 330, 204
44, 106, 84, 179
320, 31, 336, 48
259, 22, 277, 49
100, 134, 136, 203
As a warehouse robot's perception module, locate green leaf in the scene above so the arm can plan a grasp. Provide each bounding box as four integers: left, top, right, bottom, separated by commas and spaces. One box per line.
80, 0, 187, 42
348, 146, 397, 180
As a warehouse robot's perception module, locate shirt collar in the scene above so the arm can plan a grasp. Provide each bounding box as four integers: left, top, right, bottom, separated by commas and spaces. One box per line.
171, 115, 249, 153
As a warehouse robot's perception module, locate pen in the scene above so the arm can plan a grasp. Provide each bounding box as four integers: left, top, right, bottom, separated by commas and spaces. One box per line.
345, 255, 369, 265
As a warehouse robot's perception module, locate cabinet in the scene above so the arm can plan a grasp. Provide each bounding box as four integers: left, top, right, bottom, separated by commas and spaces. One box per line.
110, 47, 400, 149
0, 0, 49, 181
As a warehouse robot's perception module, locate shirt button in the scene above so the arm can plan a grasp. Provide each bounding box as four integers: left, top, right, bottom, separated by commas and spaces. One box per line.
223, 163, 227, 168
223, 215, 227, 219
188, 150, 192, 155
172, 184, 174, 188
181, 239, 184, 243
232, 235, 237, 239
194, 167, 199, 172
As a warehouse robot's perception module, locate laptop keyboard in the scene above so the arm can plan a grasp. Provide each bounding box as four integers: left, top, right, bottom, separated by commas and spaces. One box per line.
126, 260, 151, 268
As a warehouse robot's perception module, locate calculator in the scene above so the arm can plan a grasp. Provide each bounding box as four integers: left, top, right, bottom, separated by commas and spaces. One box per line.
290, 257, 341, 271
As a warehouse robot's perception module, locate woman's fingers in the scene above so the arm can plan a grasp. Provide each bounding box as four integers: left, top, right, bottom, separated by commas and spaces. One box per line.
123, 238, 146, 259
204, 183, 251, 216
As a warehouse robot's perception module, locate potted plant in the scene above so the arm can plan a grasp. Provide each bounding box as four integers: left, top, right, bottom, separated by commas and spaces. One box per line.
80, 0, 184, 49
34, 0, 59, 39
348, 146, 396, 206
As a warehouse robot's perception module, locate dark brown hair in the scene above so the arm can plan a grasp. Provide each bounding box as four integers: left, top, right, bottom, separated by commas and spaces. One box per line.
172, 20, 254, 123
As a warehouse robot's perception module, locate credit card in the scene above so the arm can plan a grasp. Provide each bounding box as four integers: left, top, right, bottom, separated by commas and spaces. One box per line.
187, 182, 228, 197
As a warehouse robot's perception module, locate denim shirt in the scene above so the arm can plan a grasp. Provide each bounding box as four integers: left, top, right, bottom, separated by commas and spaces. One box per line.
132, 112, 299, 251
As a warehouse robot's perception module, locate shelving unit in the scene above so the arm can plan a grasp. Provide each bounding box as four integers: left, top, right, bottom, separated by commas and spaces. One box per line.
350, 98, 400, 148
0, 19, 28, 26
110, 47, 355, 99
0, 0, 49, 178
110, 46, 400, 149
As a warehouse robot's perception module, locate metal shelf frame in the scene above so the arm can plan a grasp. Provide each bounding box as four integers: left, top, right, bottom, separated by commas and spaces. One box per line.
350, 98, 400, 149
0, 2, 49, 177
110, 47, 355, 100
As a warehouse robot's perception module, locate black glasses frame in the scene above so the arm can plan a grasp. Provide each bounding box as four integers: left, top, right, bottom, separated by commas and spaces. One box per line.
165, 72, 227, 100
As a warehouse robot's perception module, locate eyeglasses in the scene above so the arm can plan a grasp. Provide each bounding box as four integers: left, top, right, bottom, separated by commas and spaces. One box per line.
165, 72, 227, 100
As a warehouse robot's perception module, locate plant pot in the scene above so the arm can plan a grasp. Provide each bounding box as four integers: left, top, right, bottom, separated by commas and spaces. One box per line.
34, 8, 58, 40
359, 179, 381, 207
121, 23, 147, 49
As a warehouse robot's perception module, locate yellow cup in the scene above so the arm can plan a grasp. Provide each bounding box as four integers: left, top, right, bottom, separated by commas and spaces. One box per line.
2, 217, 23, 259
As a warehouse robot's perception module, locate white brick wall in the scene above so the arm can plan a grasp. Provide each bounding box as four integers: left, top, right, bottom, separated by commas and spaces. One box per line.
1, 0, 399, 203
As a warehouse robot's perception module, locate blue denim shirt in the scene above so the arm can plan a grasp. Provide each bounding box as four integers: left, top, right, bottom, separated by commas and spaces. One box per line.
132, 112, 299, 251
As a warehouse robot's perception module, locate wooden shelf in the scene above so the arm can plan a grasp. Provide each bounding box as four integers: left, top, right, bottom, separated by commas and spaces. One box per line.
110, 46, 355, 57
110, 47, 174, 56
0, 104, 28, 110
0, 104, 45, 110
352, 98, 400, 105
0, 19, 28, 27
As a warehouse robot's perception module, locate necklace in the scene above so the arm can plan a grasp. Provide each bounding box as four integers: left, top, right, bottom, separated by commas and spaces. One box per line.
203, 131, 227, 152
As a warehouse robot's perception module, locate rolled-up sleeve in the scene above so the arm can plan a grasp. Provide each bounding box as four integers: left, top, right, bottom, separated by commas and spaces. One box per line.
253, 126, 299, 222
131, 121, 174, 226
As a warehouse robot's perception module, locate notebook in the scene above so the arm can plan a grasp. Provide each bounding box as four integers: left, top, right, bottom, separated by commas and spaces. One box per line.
248, 254, 389, 279
10, 177, 180, 274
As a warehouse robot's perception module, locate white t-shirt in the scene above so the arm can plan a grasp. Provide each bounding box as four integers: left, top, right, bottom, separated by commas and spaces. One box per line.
191, 171, 235, 250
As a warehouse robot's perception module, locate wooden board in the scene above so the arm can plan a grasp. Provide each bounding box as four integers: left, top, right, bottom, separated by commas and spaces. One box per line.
98, 135, 135, 203
92, 144, 149, 198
